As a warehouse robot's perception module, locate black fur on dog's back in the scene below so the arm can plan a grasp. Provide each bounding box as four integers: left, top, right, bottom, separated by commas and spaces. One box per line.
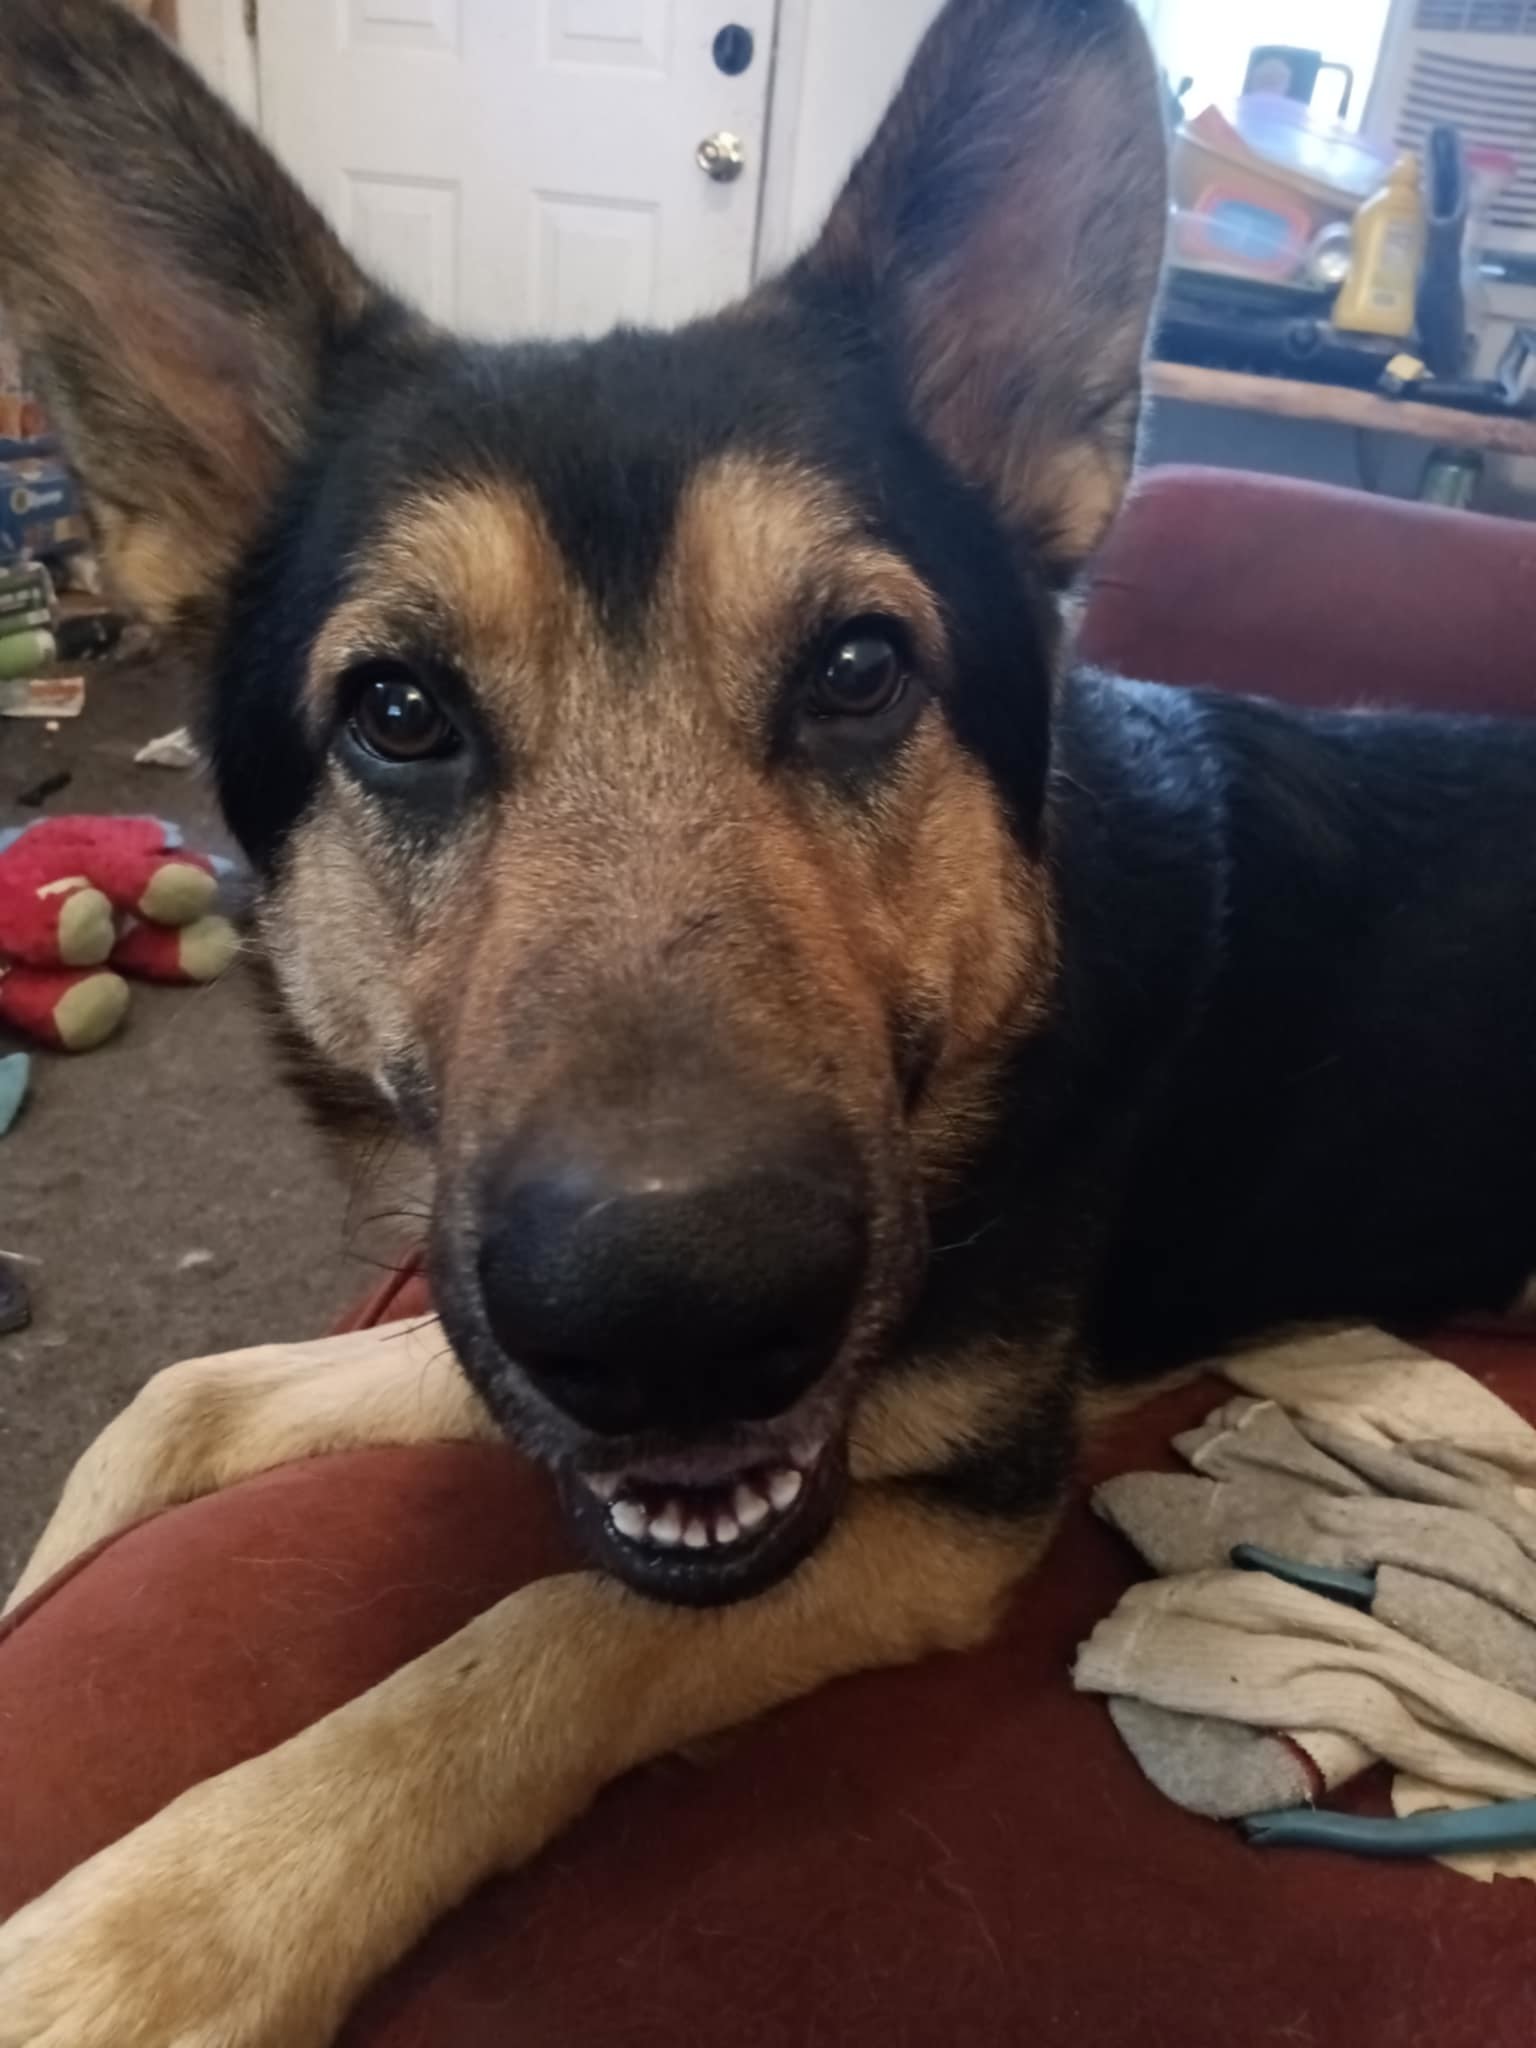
918, 672, 1536, 1496
1093, 686, 1536, 1357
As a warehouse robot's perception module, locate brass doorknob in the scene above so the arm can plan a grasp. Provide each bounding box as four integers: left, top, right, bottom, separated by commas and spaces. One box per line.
696, 131, 746, 183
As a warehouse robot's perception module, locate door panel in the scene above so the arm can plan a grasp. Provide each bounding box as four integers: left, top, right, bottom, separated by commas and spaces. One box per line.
340, 172, 461, 323
344, 0, 461, 56
547, 0, 673, 73
257, 0, 777, 338
533, 191, 659, 333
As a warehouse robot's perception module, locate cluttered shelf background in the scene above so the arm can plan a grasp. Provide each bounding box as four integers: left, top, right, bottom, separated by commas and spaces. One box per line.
1141, 0, 1536, 512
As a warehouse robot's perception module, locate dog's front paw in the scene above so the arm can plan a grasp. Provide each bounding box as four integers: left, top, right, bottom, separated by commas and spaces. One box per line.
5, 1353, 250, 1614
0, 1801, 344, 2048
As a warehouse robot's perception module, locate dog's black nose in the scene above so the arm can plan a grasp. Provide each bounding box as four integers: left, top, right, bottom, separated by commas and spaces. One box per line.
475, 1109, 866, 1436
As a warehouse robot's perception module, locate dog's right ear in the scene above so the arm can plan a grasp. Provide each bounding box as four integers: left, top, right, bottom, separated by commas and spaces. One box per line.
788, 0, 1166, 578
0, 0, 389, 631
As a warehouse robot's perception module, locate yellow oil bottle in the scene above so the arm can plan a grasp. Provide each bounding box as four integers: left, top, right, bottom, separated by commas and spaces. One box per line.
1334, 155, 1426, 339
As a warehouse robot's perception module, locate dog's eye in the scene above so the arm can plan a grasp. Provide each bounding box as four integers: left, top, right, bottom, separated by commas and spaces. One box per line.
810, 624, 910, 722
345, 665, 460, 764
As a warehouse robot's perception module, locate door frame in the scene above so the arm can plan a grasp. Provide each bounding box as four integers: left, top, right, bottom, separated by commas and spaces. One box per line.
757, 0, 814, 275
177, 0, 261, 126
756, 0, 940, 275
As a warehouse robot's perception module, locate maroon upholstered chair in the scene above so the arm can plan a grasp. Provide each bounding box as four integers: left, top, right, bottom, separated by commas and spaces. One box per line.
1078, 463, 1536, 715
8, 467, 1536, 2046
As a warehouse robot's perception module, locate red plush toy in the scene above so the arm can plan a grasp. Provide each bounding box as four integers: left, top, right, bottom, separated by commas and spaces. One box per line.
0, 817, 238, 1051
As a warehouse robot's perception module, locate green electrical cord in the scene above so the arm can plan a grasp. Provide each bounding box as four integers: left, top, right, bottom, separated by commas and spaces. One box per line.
1244, 1802, 1536, 1858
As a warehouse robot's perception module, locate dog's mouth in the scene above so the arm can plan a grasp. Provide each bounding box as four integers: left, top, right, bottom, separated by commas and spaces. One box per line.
558, 1420, 848, 1605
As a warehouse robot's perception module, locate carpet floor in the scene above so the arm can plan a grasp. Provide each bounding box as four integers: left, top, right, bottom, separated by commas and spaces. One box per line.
0, 654, 388, 1588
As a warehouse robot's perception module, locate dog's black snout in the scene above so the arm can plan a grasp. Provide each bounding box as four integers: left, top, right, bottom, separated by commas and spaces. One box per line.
475, 1110, 866, 1436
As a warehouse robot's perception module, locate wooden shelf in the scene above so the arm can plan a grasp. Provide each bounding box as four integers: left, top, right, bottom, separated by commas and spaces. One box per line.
1147, 360, 1536, 458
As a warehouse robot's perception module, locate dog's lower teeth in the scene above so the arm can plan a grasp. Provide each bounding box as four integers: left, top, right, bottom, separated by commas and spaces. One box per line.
768, 1468, 804, 1512
735, 1484, 770, 1531
610, 1499, 648, 1542
602, 1458, 819, 1559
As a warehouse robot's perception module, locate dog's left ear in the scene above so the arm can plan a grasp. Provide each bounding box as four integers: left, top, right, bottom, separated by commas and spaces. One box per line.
0, 0, 390, 632
790, 0, 1167, 575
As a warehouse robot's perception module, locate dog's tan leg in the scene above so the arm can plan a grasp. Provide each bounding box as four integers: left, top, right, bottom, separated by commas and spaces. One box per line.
7, 1317, 490, 1613
0, 1483, 1041, 2048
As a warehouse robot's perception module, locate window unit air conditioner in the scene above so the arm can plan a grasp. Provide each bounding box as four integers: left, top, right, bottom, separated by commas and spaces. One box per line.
1366, 0, 1536, 259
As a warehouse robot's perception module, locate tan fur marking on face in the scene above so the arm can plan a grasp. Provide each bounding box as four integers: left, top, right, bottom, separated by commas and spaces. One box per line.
901, 746, 1057, 1176
655, 452, 1056, 1186
344, 459, 958, 1163
261, 808, 418, 1082
307, 482, 587, 746
269, 780, 501, 1106
850, 1341, 1057, 1483
663, 454, 948, 728
277, 483, 620, 1137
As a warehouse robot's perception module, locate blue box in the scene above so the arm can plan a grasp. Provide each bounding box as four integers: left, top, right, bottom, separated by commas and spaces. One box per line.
0, 456, 86, 561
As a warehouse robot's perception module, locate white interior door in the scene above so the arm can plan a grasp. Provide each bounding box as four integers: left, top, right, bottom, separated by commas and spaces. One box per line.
255, 0, 778, 339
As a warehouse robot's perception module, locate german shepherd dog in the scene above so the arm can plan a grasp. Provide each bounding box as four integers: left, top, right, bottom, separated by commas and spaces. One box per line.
5, 0, 1536, 2039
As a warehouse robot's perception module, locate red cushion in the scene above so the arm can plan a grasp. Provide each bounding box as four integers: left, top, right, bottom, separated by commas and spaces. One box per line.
1079, 465, 1536, 718
4, 1327, 1536, 2046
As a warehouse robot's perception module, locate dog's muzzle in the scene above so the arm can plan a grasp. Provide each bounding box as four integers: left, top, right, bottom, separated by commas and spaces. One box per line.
463, 1092, 869, 1600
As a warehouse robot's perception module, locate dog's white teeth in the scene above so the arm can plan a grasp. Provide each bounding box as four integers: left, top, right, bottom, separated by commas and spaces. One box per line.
768, 1467, 804, 1512
610, 1498, 649, 1542
734, 1484, 770, 1531
607, 1465, 812, 1557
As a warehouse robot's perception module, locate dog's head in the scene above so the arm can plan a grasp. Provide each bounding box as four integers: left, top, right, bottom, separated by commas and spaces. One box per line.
0, 0, 1166, 1602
